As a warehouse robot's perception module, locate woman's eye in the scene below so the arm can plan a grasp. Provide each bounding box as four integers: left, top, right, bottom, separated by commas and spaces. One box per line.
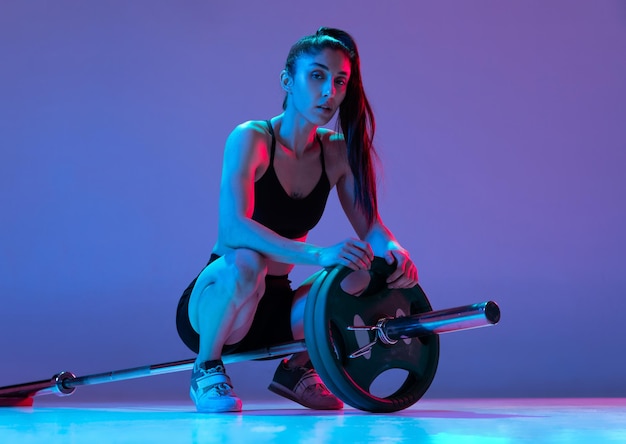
312, 72, 324, 80
336, 78, 346, 86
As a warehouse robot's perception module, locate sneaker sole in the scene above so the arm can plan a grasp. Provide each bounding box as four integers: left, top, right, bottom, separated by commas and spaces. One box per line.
190, 388, 242, 413
268, 382, 343, 410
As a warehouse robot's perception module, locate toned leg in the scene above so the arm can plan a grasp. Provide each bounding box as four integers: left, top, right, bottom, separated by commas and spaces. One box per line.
267, 270, 354, 410
188, 248, 267, 363
187, 248, 267, 413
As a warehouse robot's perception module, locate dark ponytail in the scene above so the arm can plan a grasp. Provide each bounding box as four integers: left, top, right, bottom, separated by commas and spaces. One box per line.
317, 28, 378, 227
283, 28, 379, 226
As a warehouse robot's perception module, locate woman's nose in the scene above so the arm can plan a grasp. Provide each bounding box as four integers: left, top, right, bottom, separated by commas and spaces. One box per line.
323, 80, 335, 97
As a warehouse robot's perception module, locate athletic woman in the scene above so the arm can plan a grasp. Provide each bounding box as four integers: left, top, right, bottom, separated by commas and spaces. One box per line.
176, 27, 418, 413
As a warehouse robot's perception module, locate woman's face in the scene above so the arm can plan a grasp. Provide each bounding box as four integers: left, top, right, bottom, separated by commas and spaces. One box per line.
287, 48, 351, 126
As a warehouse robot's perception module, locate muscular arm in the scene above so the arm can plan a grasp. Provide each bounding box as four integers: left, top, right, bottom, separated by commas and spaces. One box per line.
336, 171, 399, 253
336, 150, 418, 287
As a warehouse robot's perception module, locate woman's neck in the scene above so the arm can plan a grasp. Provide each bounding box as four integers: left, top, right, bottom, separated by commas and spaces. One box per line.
273, 112, 318, 158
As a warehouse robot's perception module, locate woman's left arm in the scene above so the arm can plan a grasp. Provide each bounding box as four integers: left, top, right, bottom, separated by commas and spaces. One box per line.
336, 168, 419, 289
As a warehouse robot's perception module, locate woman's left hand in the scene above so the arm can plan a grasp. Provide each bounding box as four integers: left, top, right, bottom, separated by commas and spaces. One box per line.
384, 248, 418, 288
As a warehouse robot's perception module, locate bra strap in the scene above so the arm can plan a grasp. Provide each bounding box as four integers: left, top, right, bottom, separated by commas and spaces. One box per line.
317, 134, 326, 174
266, 120, 276, 164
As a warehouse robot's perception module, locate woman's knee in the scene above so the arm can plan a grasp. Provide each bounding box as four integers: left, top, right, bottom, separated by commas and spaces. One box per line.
227, 248, 266, 282
221, 249, 267, 297
188, 250, 266, 329
230, 249, 267, 277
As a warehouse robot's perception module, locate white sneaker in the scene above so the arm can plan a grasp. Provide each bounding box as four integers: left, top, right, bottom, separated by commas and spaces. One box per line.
190, 360, 242, 413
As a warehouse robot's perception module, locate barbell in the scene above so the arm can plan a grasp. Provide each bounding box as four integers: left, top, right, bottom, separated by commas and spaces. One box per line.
0, 258, 500, 412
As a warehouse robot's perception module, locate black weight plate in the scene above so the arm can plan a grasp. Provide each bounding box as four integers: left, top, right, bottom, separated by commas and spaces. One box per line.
304, 257, 440, 413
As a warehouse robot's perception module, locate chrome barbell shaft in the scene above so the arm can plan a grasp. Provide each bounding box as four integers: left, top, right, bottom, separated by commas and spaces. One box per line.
1, 302, 501, 402
0, 340, 307, 401
67, 340, 307, 389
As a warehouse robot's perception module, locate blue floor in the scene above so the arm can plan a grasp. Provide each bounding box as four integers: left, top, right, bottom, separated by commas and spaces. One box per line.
1, 399, 625, 443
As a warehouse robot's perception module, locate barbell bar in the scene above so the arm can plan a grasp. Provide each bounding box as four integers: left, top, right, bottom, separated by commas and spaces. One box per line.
0, 299, 498, 407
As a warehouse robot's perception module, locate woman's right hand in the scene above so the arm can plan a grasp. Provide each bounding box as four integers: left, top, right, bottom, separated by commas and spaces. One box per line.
317, 238, 374, 270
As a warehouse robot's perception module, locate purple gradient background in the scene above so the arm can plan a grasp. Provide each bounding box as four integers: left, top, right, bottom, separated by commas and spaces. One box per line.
1, 1, 625, 403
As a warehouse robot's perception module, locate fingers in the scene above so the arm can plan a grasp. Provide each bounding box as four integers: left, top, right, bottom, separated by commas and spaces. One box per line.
386, 251, 419, 288
331, 243, 418, 288
385, 250, 396, 265
339, 238, 373, 270
331, 242, 418, 287
387, 266, 418, 288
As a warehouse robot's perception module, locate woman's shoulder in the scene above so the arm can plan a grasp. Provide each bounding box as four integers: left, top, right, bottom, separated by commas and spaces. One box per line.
221, 120, 275, 170
224, 120, 271, 151
317, 127, 346, 148
317, 127, 348, 160
229, 119, 271, 139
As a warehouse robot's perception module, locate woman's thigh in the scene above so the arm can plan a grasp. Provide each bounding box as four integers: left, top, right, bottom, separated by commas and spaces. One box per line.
188, 249, 267, 333
290, 270, 324, 340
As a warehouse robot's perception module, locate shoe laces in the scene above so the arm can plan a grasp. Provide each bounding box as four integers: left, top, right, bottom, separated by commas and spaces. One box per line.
198, 363, 225, 374
306, 383, 333, 397
196, 364, 235, 395
208, 382, 234, 396
298, 368, 333, 397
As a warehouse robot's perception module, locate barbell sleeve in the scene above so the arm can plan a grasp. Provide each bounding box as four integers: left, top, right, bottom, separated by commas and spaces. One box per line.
383, 301, 500, 340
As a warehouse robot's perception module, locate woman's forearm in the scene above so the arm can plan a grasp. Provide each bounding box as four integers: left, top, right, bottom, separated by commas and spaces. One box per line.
364, 219, 402, 255
218, 218, 322, 265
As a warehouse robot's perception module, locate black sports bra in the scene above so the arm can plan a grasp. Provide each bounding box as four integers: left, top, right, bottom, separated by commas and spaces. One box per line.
251, 121, 331, 239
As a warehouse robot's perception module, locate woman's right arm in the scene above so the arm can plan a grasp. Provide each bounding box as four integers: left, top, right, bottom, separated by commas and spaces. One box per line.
216, 122, 371, 270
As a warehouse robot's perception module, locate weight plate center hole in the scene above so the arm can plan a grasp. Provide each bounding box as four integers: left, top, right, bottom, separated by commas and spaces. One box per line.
339, 270, 371, 297
369, 368, 410, 399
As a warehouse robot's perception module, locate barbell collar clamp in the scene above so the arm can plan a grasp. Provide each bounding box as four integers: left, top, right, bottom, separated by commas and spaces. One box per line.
347, 318, 398, 358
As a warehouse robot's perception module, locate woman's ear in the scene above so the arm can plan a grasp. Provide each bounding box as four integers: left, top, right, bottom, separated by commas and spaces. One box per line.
280, 70, 293, 92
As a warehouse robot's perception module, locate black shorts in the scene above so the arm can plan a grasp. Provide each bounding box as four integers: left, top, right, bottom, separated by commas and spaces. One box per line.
175, 254, 296, 355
